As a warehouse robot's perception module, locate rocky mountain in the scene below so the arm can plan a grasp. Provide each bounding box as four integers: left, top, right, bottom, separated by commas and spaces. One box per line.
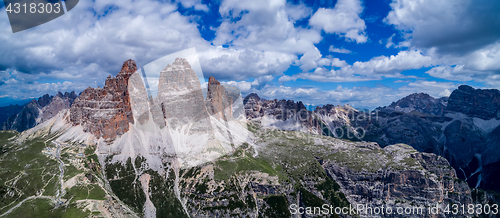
177, 127, 474, 218
0, 104, 25, 124
382, 92, 448, 116
243, 93, 323, 134
206, 76, 233, 121
69, 60, 136, 140
307, 85, 500, 193
446, 85, 500, 119
0, 58, 495, 217
1, 91, 77, 132
3, 58, 253, 217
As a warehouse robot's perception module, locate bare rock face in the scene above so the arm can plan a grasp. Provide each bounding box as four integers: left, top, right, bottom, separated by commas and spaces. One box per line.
2, 91, 77, 132
69, 60, 136, 140
206, 76, 233, 121
128, 72, 152, 126
40, 92, 73, 123
152, 57, 229, 167
446, 85, 500, 119
155, 58, 211, 130
243, 93, 322, 134
384, 93, 448, 116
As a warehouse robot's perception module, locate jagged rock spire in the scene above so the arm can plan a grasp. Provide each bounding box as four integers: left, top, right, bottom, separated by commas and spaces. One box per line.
69, 59, 136, 139
206, 76, 233, 121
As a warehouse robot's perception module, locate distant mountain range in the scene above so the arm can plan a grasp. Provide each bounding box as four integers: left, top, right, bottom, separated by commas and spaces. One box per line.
1, 58, 499, 217
0, 104, 25, 125
3, 77, 499, 193
1, 91, 77, 132
243, 85, 500, 192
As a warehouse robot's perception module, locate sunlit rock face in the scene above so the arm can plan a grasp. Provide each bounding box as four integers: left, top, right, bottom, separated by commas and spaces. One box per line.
445, 85, 500, 120
151, 58, 225, 168
156, 58, 213, 132
243, 93, 323, 134
384, 93, 448, 116
69, 60, 136, 140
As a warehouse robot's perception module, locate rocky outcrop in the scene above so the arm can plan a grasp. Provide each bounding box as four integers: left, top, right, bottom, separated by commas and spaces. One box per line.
177, 125, 474, 217
384, 93, 448, 116
242, 85, 500, 192
2, 91, 77, 132
310, 86, 500, 192
40, 92, 77, 123
0, 104, 25, 126
205, 76, 237, 146
324, 143, 472, 217
155, 58, 211, 130
244, 93, 322, 134
445, 85, 500, 119
69, 59, 136, 140
206, 76, 233, 121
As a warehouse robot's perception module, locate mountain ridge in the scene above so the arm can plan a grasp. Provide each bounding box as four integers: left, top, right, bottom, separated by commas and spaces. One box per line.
243, 85, 500, 192
1, 91, 77, 132
1, 58, 497, 217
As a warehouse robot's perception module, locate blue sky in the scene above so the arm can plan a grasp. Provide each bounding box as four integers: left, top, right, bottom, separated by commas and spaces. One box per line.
0, 0, 499, 108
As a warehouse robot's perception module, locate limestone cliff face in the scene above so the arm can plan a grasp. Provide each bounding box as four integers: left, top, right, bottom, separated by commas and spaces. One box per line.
69, 60, 136, 140
155, 58, 211, 130
150, 57, 235, 168
243, 93, 322, 134
446, 85, 500, 119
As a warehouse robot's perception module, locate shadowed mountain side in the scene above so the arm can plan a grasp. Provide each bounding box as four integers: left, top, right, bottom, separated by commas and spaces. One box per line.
69, 60, 136, 140
2, 91, 77, 132
0, 104, 25, 124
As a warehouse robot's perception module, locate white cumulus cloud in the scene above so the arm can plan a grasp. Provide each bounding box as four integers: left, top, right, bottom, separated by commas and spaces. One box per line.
309, 0, 367, 43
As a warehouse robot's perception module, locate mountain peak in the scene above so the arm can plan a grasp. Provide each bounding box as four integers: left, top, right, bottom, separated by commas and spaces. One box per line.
385, 92, 447, 116
206, 76, 232, 121
70, 59, 136, 139
208, 76, 220, 85
243, 93, 260, 105
117, 59, 137, 79
457, 84, 475, 92
446, 85, 500, 119
172, 57, 191, 68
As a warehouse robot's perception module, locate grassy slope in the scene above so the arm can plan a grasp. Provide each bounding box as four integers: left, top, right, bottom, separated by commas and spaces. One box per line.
0, 131, 106, 217
4, 198, 89, 218
0, 131, 60, 214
